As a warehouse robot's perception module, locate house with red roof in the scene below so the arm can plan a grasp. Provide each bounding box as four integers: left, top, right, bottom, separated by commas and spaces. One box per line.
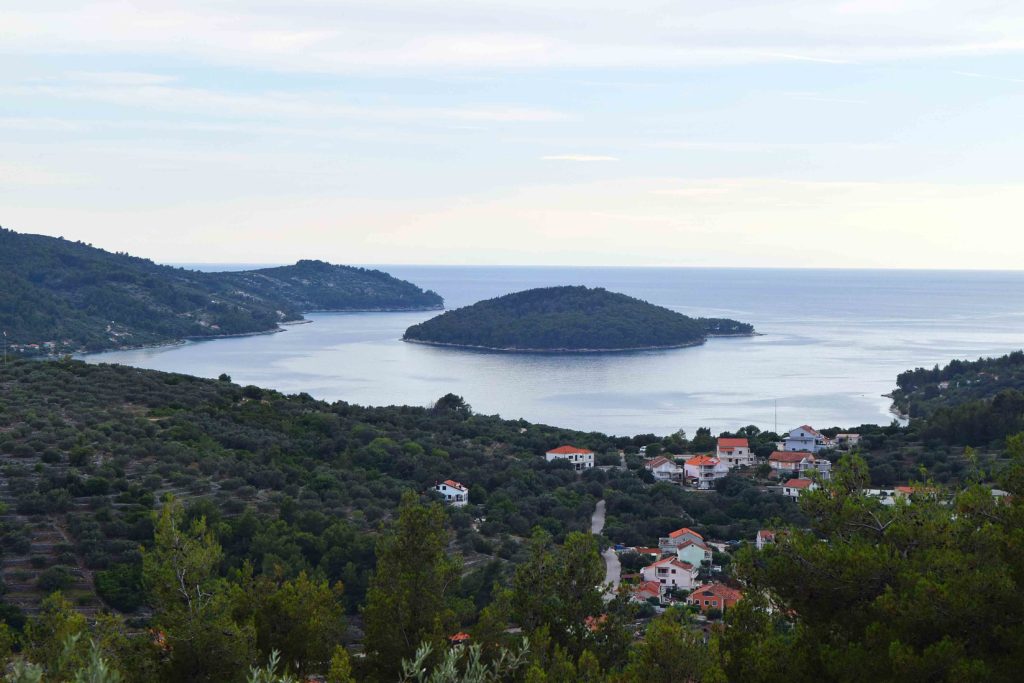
782, 478, 816, 499
783, 425, 832, 453
641, 556, 699, 592
716, 437, 753, 468
684, 455, 729, 489
545, 445, 594, 471
644, 455, 683, 481
630, 580, 662, 603
768, 451, 832, 481
675, 538, 713, 568
433, 479, 470, 507
755, 529, 775, 550
658, 527, 704, 553
687, 583, 742, 613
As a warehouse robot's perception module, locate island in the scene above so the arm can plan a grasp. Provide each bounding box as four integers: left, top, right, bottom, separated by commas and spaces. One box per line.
0, 227, 443, 353
402, 285, 754, 352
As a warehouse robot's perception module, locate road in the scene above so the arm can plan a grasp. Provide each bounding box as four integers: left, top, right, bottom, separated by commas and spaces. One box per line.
590, 499, 621, 598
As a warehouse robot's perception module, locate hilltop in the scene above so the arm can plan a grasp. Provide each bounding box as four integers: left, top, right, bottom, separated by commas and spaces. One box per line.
403, 285, 754, 352
0, 228, 443, 353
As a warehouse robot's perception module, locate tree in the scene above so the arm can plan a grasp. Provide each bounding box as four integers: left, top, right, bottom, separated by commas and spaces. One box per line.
509, 530, 605, 659
362, 492, 461, 681
142, 496, 254, 682
624, 612, 724, 682
22, 592, 88, 678
433, 393, 472, 417
250, 571, 345, 677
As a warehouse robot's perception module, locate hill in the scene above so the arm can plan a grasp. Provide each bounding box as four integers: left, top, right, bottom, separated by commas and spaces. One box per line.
892, 350, 1024, 418
0, 228, 443, 353
402, 285, 754, 352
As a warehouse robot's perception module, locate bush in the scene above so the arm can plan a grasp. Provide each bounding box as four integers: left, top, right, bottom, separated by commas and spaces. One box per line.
37, 566, 75, 592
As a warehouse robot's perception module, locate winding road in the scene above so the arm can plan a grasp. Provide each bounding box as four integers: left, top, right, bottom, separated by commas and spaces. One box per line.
591, 499, 621, 598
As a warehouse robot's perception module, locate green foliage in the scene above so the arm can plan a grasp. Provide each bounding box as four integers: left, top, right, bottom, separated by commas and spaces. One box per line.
403, 286, 752, 351
142, 497, 255, 683
362, 493, 462, 681
399, 639, 531, 683
734, 451, 1024, 681
0, 227, 442, 352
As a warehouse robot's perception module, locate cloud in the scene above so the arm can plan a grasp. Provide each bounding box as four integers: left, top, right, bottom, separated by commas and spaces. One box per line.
541, 154, 619, 161
2, 82, 571, 124
2, 2, 1024, 73
953, 70, 1024, 84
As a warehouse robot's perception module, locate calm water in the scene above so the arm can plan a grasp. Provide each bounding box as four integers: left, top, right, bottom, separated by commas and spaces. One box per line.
82, 267, 1024, 436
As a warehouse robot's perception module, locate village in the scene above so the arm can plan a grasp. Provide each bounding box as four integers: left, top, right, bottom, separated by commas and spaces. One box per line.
429, 425, 865, 634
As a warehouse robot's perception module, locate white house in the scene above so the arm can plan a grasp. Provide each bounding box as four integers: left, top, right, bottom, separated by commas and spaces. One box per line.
769, 452, 832, 481
684, 455, 730, 489
755, 529, 775, 550
782, 478, 816, 499
783, 425, 832, 453
545, 445, 594, 471
658, 527, 704, 553
716, 438, 753, 468
641, 557, 699, 593
676, 539, 712, 568
433, 479, 470, 506
644, 456, 683, 481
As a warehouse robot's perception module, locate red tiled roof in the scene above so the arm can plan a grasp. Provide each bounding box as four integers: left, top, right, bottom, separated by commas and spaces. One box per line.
449, 632, 471, 643
769, 451, 812, 463
894, 485, 915, 494
677, 539, 710, 551
645, 456, 672, 469
784, 478, 813, 489
717, 438, 749, 450
649, 556, 695, 571
686, 455, 719, 467
633, 547, 661, 555
547, 445, 593, 455
757, 530, 775, 541
689, 583, 743, 604
632, 581, 661, 599
668, 527, 704, 540
442, 479, 467, 492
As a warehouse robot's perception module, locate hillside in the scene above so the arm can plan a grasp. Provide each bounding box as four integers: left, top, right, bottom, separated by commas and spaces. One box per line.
0, 359, 797, 620
892, 350, 1024, 418
0, 228, 443, 353
403, 285, 754, 351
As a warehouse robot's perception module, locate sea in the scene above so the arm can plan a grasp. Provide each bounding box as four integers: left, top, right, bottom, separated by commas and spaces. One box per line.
81, 266, 1024, 437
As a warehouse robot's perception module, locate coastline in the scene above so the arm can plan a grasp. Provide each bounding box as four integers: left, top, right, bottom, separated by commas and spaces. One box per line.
76, 304, 444, 358
401, 332, 756, 354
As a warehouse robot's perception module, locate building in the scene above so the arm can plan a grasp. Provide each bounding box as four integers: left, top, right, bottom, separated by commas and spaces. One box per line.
545, 445, 594, 471
687, 583, 742, 613
676, 538, 713, 568
783, 425, 832, 453
684, 455, 729, 489
782, 478, 816, 499
755, 529, 775, 550
630, 580, 662, 603
659, 527, 704, 553
644, 456, 683, 481
769, 451, 811, 475
716, 437, 753, 468
641, 557, 699, 592
834, 433, 861, 450
433, 479, 470, 506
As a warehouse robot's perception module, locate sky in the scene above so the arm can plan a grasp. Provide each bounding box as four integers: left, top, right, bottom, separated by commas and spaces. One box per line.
2, 1, 1024, 268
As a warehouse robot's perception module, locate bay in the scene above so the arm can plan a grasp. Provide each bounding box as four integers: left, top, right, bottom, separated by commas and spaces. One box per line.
82, 266, 1024, 436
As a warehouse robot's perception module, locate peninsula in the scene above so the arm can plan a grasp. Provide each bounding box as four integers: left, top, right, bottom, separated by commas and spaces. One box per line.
0, 227, 443, 354
402, 285, 753, 352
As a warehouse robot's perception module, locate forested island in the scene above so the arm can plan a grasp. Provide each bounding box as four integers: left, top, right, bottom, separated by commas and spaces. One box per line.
0, 227, 443, 354
403, 286, 754, 352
